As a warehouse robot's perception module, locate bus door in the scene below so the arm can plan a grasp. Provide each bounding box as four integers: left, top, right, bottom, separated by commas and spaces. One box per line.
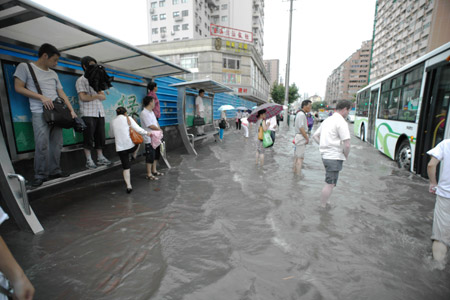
416, 62, 450, 177
367, 89, 379, 145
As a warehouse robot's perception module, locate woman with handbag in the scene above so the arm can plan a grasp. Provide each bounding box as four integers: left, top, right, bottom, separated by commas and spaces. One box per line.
112, 107, 151, 193
255, 109, 268, 166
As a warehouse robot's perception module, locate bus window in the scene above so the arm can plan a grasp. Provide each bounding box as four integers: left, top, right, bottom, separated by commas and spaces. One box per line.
399, 81, 421, 122
379, 91, 390, 119
388, 89, 400, 120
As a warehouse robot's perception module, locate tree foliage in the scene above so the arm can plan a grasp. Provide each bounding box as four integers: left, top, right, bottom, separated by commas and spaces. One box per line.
312, 101, 327, 111
270, 82, 300, 105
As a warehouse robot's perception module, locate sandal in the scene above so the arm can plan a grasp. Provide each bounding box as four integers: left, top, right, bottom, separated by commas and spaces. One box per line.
152, 171, 164, 176
145, 175, 159, 181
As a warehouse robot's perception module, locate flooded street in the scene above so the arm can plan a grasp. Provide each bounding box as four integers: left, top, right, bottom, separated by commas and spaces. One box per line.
2, 121, 450, 299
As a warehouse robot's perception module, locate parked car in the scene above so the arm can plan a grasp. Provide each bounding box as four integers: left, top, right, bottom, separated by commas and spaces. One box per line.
318, 112, 329, 122
347, 110, 356, 123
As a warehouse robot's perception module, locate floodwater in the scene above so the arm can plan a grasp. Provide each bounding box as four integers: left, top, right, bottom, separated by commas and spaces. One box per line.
2, 120, 450, 299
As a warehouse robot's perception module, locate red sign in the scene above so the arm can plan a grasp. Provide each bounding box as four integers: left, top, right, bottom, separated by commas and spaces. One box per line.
210, 24, 253, 43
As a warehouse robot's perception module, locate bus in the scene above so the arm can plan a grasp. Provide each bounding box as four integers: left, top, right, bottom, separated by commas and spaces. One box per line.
354, 42, 450, 178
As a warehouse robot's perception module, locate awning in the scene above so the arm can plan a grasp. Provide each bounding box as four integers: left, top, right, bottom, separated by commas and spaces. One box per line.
0, 0, 190, 78
170, 79, 233, 94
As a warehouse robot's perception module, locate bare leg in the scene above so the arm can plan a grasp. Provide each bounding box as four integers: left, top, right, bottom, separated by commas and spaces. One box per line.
132, 144, 140, 159
96, 148, 104, 157
294, 158, 304, 175
320, 184, 335, 207
259, 154, 265, 166
146, 163, 153, 177
123, 169, 132, 189
152, 160, 158, 174
84, 148, 92, 160
432, 240, 448, 261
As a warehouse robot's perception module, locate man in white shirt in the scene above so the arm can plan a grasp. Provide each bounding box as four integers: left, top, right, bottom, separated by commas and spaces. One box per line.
313, 100, 352, 208
14, 43, 77, 187
427, 139, 450, 261
76, 56, 110, 169
195, 89, 205, 136
293, 100, 312, 175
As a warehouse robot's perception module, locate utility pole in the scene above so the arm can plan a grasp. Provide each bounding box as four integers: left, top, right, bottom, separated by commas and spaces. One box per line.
283, 0, 294, 128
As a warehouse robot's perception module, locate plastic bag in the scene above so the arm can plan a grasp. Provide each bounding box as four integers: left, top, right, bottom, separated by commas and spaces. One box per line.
262, 130, 273, 148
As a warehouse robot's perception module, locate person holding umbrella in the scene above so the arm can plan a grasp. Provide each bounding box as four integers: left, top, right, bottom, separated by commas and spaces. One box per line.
254, 109, 268, 166
217, 105, 234, 141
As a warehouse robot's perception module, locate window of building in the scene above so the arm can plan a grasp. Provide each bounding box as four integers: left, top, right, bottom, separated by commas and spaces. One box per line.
151, 15, 158, 21
199, 29, 202, 35
173, 25, 180, 31
222, 73, 241, 84
151, 2, 157, 8
152, 28, 158, 34
173, 11, 180, 17
205, 22, 207, 29
159, 0, 165, 7
181, 0, 187, 2
223, 54, 240, 70
221, 15, 227, 22
180, 53, 198, 69
161, 39, 166, 42
182, 10, 189, 16
221, 4, 227, 9
160, 27, 167, 33
182, 23, 189, 30
160, 13, 166, 20
172, 0, 178, 4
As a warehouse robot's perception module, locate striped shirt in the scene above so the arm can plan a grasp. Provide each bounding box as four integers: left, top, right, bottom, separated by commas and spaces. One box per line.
75, 75, 105, 117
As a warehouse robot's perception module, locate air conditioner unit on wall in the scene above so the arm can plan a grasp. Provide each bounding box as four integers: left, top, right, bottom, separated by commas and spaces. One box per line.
150, 8, 155, 14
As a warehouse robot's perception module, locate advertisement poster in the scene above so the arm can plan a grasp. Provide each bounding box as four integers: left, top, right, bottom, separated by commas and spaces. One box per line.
3, 62, 146, 153
185, 94, 212, 126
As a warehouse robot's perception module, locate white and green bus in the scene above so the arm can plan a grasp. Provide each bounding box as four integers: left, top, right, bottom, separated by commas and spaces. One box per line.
354, 42, 450, 177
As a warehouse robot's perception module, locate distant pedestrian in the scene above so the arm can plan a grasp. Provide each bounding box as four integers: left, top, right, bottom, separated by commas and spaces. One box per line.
195, 89, 205, 136
427, 139, 450, 261
312, 100, 352, 207
147, 81, 160, 120
241, 116, 249, 138
307, 112, 314, 134
255, 109, 268, 166
235, 110, 242, 130
293, 100, 312, 176
112, 107, 151, 193
219, 110, 228, 141
266, 115, 278, 146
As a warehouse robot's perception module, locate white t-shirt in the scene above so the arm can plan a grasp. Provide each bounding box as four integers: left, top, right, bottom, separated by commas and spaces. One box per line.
195, 96, 204, 114
267, 116, 277, 131
427, 139, 450, 198
294, 111, 307, 135
111, 115, 147, 152
313, 112, 351, 160
140, 108, 159, 144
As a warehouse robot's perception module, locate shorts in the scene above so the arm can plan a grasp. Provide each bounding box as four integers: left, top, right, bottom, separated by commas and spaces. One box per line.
145, 143, 161, 164
82, 116, 105, 150
322, 159, 343, 185
432, 194, 450, 247
117, 145, 139, 170
294, 134, 306, 158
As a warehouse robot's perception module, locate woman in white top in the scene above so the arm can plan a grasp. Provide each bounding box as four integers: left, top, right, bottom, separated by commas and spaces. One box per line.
112, 106, 151, 193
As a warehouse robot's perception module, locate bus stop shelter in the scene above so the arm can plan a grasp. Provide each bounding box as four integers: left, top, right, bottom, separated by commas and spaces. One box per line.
170, 79, 233, 155
0, 0, 189, 233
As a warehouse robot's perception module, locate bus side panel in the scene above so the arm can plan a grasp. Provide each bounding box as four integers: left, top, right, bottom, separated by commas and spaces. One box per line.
375, 120, 417, 160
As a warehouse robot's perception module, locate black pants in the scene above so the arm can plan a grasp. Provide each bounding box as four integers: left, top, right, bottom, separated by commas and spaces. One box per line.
145, 143, 161, 164
82, 116, 105, 150
117, 145, 138, 170
236, 119, 241, 130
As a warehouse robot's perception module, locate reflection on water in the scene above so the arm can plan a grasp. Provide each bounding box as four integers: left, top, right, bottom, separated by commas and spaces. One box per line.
2, 123, 450, 299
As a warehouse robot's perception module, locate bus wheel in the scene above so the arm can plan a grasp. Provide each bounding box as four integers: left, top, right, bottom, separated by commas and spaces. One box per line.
396, 140, 411, 170
360, 125, 365, 141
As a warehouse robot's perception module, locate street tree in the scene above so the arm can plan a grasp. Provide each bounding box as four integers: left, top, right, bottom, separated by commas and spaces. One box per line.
270, 82, 300, 105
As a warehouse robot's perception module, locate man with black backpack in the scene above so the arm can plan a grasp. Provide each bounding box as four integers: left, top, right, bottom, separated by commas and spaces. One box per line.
14, 43, 77, 187
76, 56, 111, 169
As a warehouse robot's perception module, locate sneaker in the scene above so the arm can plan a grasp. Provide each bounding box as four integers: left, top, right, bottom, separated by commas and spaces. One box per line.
86, 159, 97, 169
31, 178, 44, 187
97, 157, 111, 166
48, 172, 70, 179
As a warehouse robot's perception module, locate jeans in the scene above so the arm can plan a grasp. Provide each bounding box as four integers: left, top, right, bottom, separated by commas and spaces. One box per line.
32, 112, 63, 179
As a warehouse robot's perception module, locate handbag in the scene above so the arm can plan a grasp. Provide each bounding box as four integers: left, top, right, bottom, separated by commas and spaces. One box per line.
219, 119, 227, 129
27, 63, 74, 128
258, 124, 264, 140
193, 116, 205, 126
73, 117, 87, 132
127, 116, 144, 145
262, 130, 273, 148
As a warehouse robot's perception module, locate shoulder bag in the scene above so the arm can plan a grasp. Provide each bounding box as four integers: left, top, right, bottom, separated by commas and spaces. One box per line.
26, 63, 74, 128
127, 116, 144, 145
258, 123, 264, 140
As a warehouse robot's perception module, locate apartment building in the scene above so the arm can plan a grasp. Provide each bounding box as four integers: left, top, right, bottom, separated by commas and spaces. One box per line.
139, 37, 270, 103
324, 40, 372, 105
146, 0, 265, 56
370, 0, 450, 82
263, 59, 279, 87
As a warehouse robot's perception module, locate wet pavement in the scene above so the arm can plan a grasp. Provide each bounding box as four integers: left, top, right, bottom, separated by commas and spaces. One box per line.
2, 120, 450, 300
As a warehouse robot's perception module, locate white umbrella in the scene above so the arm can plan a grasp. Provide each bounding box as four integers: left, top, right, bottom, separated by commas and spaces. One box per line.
283, 105, 288, 109
252, 106, 257, 109
218, 105, 235, 111
236, 106, 248, 110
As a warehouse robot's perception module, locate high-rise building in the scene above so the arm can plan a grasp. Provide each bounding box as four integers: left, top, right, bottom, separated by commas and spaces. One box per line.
324, 40, 372, 105
369, 0, 450, 82
263, 59, 279, 87
146, 0, 264, 56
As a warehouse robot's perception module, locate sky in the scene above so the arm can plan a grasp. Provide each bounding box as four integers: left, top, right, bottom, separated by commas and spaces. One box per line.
32, 0, 376, 98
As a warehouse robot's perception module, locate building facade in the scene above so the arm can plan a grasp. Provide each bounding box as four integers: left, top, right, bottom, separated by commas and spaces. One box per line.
370, 0, 450, 82
146, 0, 265, 56
263, 59, 279, 87
139, 38, 270, 103
324, 40, 372, 105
